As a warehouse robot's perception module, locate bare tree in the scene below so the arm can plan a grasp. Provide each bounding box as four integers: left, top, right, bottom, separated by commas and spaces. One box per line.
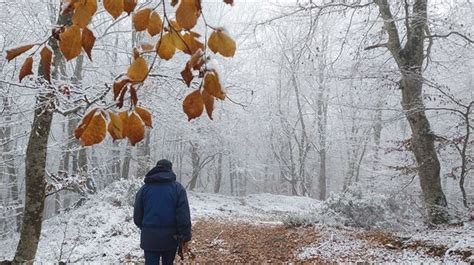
368, 0, 448, 223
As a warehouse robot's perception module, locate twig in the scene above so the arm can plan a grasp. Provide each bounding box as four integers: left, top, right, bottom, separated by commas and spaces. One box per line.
226, 94, 247, 109
425, 31, 474, 43
364, 43, 388, 50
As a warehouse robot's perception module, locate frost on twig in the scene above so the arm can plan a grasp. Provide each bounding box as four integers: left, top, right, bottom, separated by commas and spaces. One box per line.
46, 170, 96, 198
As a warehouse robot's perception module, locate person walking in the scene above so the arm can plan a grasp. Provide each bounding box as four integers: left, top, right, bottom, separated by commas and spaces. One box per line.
133, 159, 192, 265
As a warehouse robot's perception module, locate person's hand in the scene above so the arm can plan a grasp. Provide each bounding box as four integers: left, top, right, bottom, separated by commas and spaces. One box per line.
182, 241, 190, 253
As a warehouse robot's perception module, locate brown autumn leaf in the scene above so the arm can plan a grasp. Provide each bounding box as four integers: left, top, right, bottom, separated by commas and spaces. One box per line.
19, 56, 33, 82
113, 78, 130, 100
130, 86, 138, 106
62, 0, 76, 14
223, 0, 234, 5
181, 62, 193, 87
52, 28, 62, 41
147, 11, 163, 36
80, 112, 107, 146
74, 108, 98, 139
203, 71, 225, 100
176, 0, 200, 30
170, 28, 187, 52
103, 0, 124, 19
156, 33, 176, 60
60, 25, 82, 61
135, 106, 152, 127
183, 89, 204, 121
193, 57, 204, 71
119, 111, 130, 137
189, 48, 203, 69
140, 42, 154, 51
123, 0, 137, 15
72, 8, 91, 28
194, 0, 202, 11
202, 89, 215, 120
108, 111, 124, 140
6, 44, 34, 62
132, 47, 140, 59
127, 57, 148, 82
181, 32, 204, 55
81, 27, 96, 61
117, 84, 129, 108
86, 0, 98, 13
40, 46, 53, 83
127, 111, 145, 146
170, 0, 179, 6
208, 29, 236, 57
73, 0, 97, 14
169, 19, 183, 31
72, 0, 97, 28
133, 8, 151, 31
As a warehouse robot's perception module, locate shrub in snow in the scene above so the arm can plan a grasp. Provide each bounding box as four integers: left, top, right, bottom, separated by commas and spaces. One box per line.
283, 185, 423, 230
98, 179, 142, 207
282, 211, 320, 228
320, 185, 424, 230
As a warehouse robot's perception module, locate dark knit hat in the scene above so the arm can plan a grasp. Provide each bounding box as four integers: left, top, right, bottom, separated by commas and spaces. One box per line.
156, 159, 172, 171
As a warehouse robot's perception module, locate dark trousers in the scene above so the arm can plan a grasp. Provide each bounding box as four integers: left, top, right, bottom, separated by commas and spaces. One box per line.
144, 249, 177, 265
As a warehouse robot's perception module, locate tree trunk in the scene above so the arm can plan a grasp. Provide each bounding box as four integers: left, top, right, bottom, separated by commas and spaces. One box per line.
13, 93, 54, 263
316, 59, 328, 200
401, 77, 447, 222
0, 96, 21, 232
136, 130, 151, 177
229, 157, 234, 195
13, 9, 70, 263
214, 152, 223, 193
371, 101, 383, 188
188, 142, 200, 191
374, 0, 448, 223
121, 146, 132, 179
111, 141, 121, 180
318, 150, 327, 200
177, 140, 184, 183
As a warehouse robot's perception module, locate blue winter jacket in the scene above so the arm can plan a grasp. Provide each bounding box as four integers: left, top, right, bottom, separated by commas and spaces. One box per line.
133, 166, 191, 251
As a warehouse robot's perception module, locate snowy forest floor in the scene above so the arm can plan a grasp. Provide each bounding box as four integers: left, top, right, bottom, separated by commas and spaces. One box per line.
1, 180, 473, 264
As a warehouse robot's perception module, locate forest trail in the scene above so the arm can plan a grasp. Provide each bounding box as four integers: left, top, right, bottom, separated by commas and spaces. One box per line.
121, 219, 471, 264
1, 181, 472, 263
175, 220, 322, 263
121, 220, 323, 263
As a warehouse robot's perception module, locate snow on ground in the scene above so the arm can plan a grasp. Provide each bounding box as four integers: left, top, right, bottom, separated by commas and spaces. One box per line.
297, 224, 474, 263
1, 179, 473, 263
190, 192, 320, 222
0, 180, 320, 263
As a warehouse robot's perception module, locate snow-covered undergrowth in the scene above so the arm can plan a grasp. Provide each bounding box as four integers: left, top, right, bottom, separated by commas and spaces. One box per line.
1, 180, 472, 263
0, 179, 319, 263
289, 185, 474, 263
283, 185, 424, 230
297, 222, 474, 263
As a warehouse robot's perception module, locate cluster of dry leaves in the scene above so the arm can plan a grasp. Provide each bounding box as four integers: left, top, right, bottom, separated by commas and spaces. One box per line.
177, 220, 322, 263
5, 0, 236, 146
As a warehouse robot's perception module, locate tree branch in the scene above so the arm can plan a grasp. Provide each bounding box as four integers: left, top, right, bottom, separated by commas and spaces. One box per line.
374, 0, 403, 65
425, 31, 474, 44
364, 43, 388, 50
54, 84, 112, 116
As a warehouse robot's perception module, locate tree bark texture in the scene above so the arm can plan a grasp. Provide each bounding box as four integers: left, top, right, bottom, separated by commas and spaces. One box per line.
13, 93, 54, 263
13, 8, 70, 263
375, 0, 448, 223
